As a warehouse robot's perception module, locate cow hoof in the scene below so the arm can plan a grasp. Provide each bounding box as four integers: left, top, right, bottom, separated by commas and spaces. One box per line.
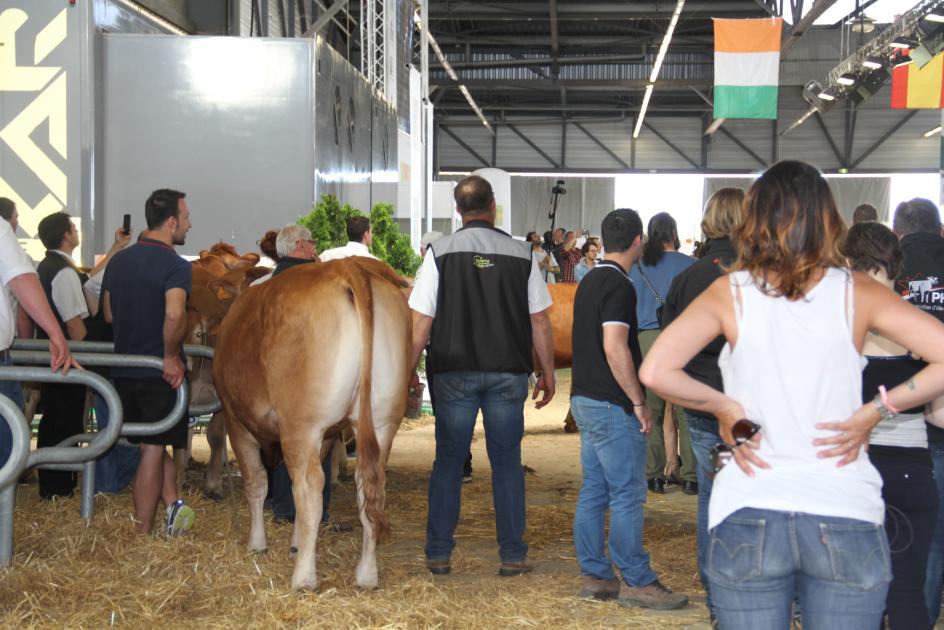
356, 580, 379, 590
292, 578, 319, 592
250, 547, 268, 555
203, 489, 224, 502
289, 546, 298, 559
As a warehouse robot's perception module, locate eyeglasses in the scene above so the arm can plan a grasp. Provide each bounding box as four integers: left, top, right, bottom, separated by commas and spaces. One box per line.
708, 419, 761, 477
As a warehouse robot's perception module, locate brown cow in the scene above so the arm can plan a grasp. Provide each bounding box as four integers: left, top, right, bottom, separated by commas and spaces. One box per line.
213, 257, 411, 590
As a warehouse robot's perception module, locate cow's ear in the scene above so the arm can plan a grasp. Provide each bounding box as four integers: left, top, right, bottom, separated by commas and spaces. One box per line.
208, 279, 240, 305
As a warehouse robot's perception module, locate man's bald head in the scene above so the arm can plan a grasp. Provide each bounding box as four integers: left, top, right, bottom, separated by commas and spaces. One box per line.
454, 175, 495, 216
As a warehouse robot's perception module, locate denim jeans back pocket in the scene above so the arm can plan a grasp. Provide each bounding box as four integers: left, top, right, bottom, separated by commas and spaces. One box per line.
820, 521, 891, 591
708, 516, 766, 583
435, 372, 467, 402
500, 373, 528, 402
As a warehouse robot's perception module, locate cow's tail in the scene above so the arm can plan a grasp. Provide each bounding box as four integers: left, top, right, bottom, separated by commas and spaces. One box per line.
345, 263, 390, 541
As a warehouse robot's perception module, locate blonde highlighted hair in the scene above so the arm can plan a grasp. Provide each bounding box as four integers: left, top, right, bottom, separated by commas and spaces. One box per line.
701, 188, 745, 240
731, 161, 846, 301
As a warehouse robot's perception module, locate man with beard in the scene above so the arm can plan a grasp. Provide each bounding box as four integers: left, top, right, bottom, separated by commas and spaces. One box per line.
103, 189, 194, 536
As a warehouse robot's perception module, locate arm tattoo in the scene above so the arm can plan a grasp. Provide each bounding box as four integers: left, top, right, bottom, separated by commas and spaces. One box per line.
679, 397, 708, 405
907, 378, 917, 391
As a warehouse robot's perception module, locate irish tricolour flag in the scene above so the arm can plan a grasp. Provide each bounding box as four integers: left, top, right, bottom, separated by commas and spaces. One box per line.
714, 18, 783, 119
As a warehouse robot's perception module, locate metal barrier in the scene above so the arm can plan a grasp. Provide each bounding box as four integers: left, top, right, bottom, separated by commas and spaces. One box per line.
9, 353, 187, 530
0, 368, 121, 566
11, 339, 220, 417
0, 394, 31, 567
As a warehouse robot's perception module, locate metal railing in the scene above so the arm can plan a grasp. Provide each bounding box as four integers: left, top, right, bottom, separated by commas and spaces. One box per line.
0, 367, 121, 566
11, 339, 220, 417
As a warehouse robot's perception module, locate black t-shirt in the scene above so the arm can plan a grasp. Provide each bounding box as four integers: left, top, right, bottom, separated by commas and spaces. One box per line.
102, 238, 192, 378
571, 260, 644, 413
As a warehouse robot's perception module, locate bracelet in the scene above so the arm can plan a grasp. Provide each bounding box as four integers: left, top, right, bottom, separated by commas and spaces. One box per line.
632, 401, 646, 407
872, 395, 897, 423
877, 385, 901, 415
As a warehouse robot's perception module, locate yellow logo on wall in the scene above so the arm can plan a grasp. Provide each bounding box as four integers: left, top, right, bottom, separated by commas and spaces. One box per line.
0, 7, 69, 259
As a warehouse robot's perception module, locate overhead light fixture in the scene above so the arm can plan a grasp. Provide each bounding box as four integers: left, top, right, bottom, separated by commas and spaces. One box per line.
635, 0, 685, 138
926, 12, 944, 23
894, 54, 915, 68
863, 57, 883, 69
649, 0, 686, 83
818, 90, 836, 101
837, 73, 857, 85
891, 37, 915, 49
924, 125, 943, 137
633, 84, 654, 139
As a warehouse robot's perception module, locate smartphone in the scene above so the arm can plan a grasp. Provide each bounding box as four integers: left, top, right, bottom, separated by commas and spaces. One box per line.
122, 214, 131, 235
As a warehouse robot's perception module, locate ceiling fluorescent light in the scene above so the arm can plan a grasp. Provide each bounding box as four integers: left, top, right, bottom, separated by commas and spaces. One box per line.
924, 126, 943, 137
633, 84, 654, 139
893, 54, 915, 68
863, 57, 883, 69
837, 73, 857, 85
926, 12, 944, 23
649, 0, 686, 83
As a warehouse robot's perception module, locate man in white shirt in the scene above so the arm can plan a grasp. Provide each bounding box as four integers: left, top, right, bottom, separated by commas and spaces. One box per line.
0, 217, 77, 472
36, 212, 90, 498
319, 216, 379, 262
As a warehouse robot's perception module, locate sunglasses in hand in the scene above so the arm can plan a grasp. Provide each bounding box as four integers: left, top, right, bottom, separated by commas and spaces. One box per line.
709, 419, 762, 477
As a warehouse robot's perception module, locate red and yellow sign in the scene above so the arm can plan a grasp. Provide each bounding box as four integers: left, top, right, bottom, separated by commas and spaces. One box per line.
891, 50, 944, 109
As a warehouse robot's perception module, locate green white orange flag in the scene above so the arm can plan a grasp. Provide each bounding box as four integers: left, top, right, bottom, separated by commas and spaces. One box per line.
713, 18, 783, 119
891, 50, 944, 108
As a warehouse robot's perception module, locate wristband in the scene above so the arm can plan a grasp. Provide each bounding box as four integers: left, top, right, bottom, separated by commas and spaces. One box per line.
877, 385, 900, 415
632, 401, 646, 407
872, 396, 896, 424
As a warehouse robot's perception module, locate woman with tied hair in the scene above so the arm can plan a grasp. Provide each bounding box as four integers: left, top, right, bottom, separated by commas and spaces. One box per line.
660, 186, 744, 621
629, 212, 695, 494
640, 161, 944, 630
842, 222, 940, 630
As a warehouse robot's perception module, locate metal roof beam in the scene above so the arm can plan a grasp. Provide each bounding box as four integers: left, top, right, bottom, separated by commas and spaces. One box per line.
427, 2, 763, 18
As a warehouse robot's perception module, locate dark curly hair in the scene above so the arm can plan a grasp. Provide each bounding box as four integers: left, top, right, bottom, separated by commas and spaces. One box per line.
841, 221, 903, 280
258, 229, 281, 262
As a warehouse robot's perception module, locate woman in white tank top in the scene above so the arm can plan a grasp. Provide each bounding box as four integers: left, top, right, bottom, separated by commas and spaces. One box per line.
639, 161, 944, 630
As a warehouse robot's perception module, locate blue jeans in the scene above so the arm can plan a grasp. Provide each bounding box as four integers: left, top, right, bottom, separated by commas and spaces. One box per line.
708, 508, 891, 630
0, 353, 25, 469
426, 371, 528, 563
926, 442, 944, 628
687, 412, 720, 612
269, 450, 333, 524
93, 394, 140, 494
570, 395, 658, 587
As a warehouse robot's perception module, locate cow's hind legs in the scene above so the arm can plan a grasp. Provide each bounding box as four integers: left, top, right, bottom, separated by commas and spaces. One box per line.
353, 420, 397, 590
285, 437, 325, 591
204, 412, 228, 500
226, 415, 268, 553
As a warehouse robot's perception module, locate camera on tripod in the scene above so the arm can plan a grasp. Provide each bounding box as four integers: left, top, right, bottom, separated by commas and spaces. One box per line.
551, 180, 566, 196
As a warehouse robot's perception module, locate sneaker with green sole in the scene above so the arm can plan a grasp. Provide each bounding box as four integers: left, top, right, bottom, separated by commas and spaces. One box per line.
165, 499, 195, 537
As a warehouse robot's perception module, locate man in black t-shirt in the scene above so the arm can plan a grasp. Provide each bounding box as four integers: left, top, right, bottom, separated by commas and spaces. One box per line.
892, 198, 944, 627
570, 208, 688, 610
103, 189, 194, 537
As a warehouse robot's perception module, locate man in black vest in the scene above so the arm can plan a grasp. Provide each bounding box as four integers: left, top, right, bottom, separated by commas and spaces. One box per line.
409, 175, 555, 577
893, 198, 944, 628
36, 212, 90, 498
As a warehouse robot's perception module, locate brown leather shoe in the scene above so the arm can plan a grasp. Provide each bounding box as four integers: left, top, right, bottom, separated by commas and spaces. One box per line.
498, 560, 534, 577
617, 579, 689, 610
577, 575, 620, 600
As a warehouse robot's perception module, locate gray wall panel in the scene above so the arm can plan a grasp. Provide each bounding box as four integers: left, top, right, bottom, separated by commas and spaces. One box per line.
103, 35, 315, 255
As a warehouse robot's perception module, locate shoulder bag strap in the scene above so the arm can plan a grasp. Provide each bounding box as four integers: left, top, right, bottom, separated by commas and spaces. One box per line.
634, 264, 664, 306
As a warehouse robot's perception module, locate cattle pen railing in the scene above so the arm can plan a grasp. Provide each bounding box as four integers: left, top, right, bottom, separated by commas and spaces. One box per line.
0, 367, 121, 567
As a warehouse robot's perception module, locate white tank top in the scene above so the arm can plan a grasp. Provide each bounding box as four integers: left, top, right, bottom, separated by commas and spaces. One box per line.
710, 268, 885, 529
